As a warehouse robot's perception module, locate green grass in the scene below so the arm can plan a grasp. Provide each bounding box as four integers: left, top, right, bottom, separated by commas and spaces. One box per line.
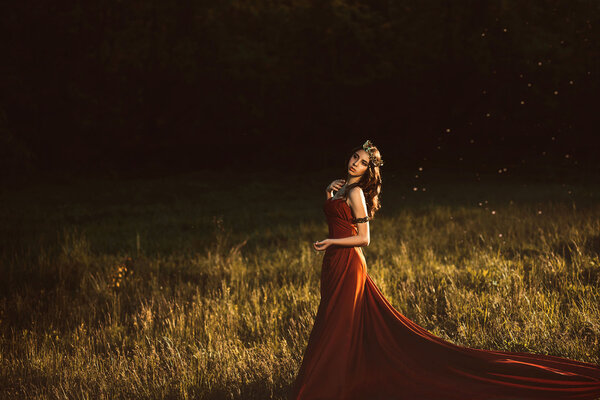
1, 169, 599, 399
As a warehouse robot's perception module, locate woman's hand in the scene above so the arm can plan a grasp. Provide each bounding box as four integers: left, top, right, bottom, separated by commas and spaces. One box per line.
313, 239, 333, 251
326, 179, 346, 193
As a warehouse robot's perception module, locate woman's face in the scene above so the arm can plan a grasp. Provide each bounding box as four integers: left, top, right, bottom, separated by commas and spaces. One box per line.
348, 150, 370, 177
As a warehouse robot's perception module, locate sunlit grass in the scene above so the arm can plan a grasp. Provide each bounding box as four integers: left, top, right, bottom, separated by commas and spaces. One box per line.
1, 170, 599, 399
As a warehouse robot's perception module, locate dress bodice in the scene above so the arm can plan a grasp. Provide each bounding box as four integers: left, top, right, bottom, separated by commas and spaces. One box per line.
324, 197, 358, 239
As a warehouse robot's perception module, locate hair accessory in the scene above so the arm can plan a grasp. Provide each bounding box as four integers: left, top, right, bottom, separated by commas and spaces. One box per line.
362, 140, 384, 167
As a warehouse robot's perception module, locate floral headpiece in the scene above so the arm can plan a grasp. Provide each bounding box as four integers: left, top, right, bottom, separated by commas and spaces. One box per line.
362, 140, 384, 167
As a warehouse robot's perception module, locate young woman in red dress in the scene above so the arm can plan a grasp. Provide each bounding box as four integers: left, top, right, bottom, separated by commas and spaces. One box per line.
289, 140, 600, 400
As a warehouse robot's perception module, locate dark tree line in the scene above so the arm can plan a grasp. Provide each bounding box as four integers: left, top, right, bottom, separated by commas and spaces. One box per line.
1, 0, 599, 176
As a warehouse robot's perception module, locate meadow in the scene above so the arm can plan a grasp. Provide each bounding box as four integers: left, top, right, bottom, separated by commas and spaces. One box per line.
1, 168, 599, 399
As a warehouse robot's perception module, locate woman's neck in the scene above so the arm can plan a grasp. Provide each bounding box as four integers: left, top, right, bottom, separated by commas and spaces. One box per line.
346, 175, 361, 186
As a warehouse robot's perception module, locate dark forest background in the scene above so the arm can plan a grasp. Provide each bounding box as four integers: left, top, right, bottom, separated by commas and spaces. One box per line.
1, 0, 599, 179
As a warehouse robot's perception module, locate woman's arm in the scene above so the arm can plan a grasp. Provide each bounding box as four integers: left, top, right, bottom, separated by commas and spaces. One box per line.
314, 187, 370, 250
334, 187, 370, 246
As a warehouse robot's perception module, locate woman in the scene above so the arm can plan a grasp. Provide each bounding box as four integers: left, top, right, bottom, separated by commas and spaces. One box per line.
289, 140, 600, 400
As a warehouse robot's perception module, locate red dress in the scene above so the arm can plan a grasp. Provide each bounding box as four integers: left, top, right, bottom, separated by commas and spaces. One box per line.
289, 197, 600, 400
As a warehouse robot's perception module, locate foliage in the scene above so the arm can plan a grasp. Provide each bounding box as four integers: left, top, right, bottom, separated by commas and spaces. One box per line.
1, 0, 599, 171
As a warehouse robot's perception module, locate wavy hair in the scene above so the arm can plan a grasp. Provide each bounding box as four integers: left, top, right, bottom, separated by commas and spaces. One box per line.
343, 143, 383, 219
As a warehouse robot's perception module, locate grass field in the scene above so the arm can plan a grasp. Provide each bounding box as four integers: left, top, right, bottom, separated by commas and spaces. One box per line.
1, 169, 599, 399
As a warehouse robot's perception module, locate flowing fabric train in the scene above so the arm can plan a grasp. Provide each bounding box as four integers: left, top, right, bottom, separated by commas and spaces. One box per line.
289, 197, 600, 400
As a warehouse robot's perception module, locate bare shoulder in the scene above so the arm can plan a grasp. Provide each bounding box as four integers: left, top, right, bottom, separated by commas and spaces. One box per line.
347, 186, 366, 204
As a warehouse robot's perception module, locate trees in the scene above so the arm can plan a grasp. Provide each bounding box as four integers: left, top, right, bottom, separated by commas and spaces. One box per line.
1, 0, 598, 172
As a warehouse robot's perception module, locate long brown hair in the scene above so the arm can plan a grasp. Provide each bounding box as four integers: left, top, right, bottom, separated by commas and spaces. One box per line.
343, 143, 383, 219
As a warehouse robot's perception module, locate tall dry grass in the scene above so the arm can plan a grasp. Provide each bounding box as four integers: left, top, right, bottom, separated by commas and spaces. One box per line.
1, 170, 599, 399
